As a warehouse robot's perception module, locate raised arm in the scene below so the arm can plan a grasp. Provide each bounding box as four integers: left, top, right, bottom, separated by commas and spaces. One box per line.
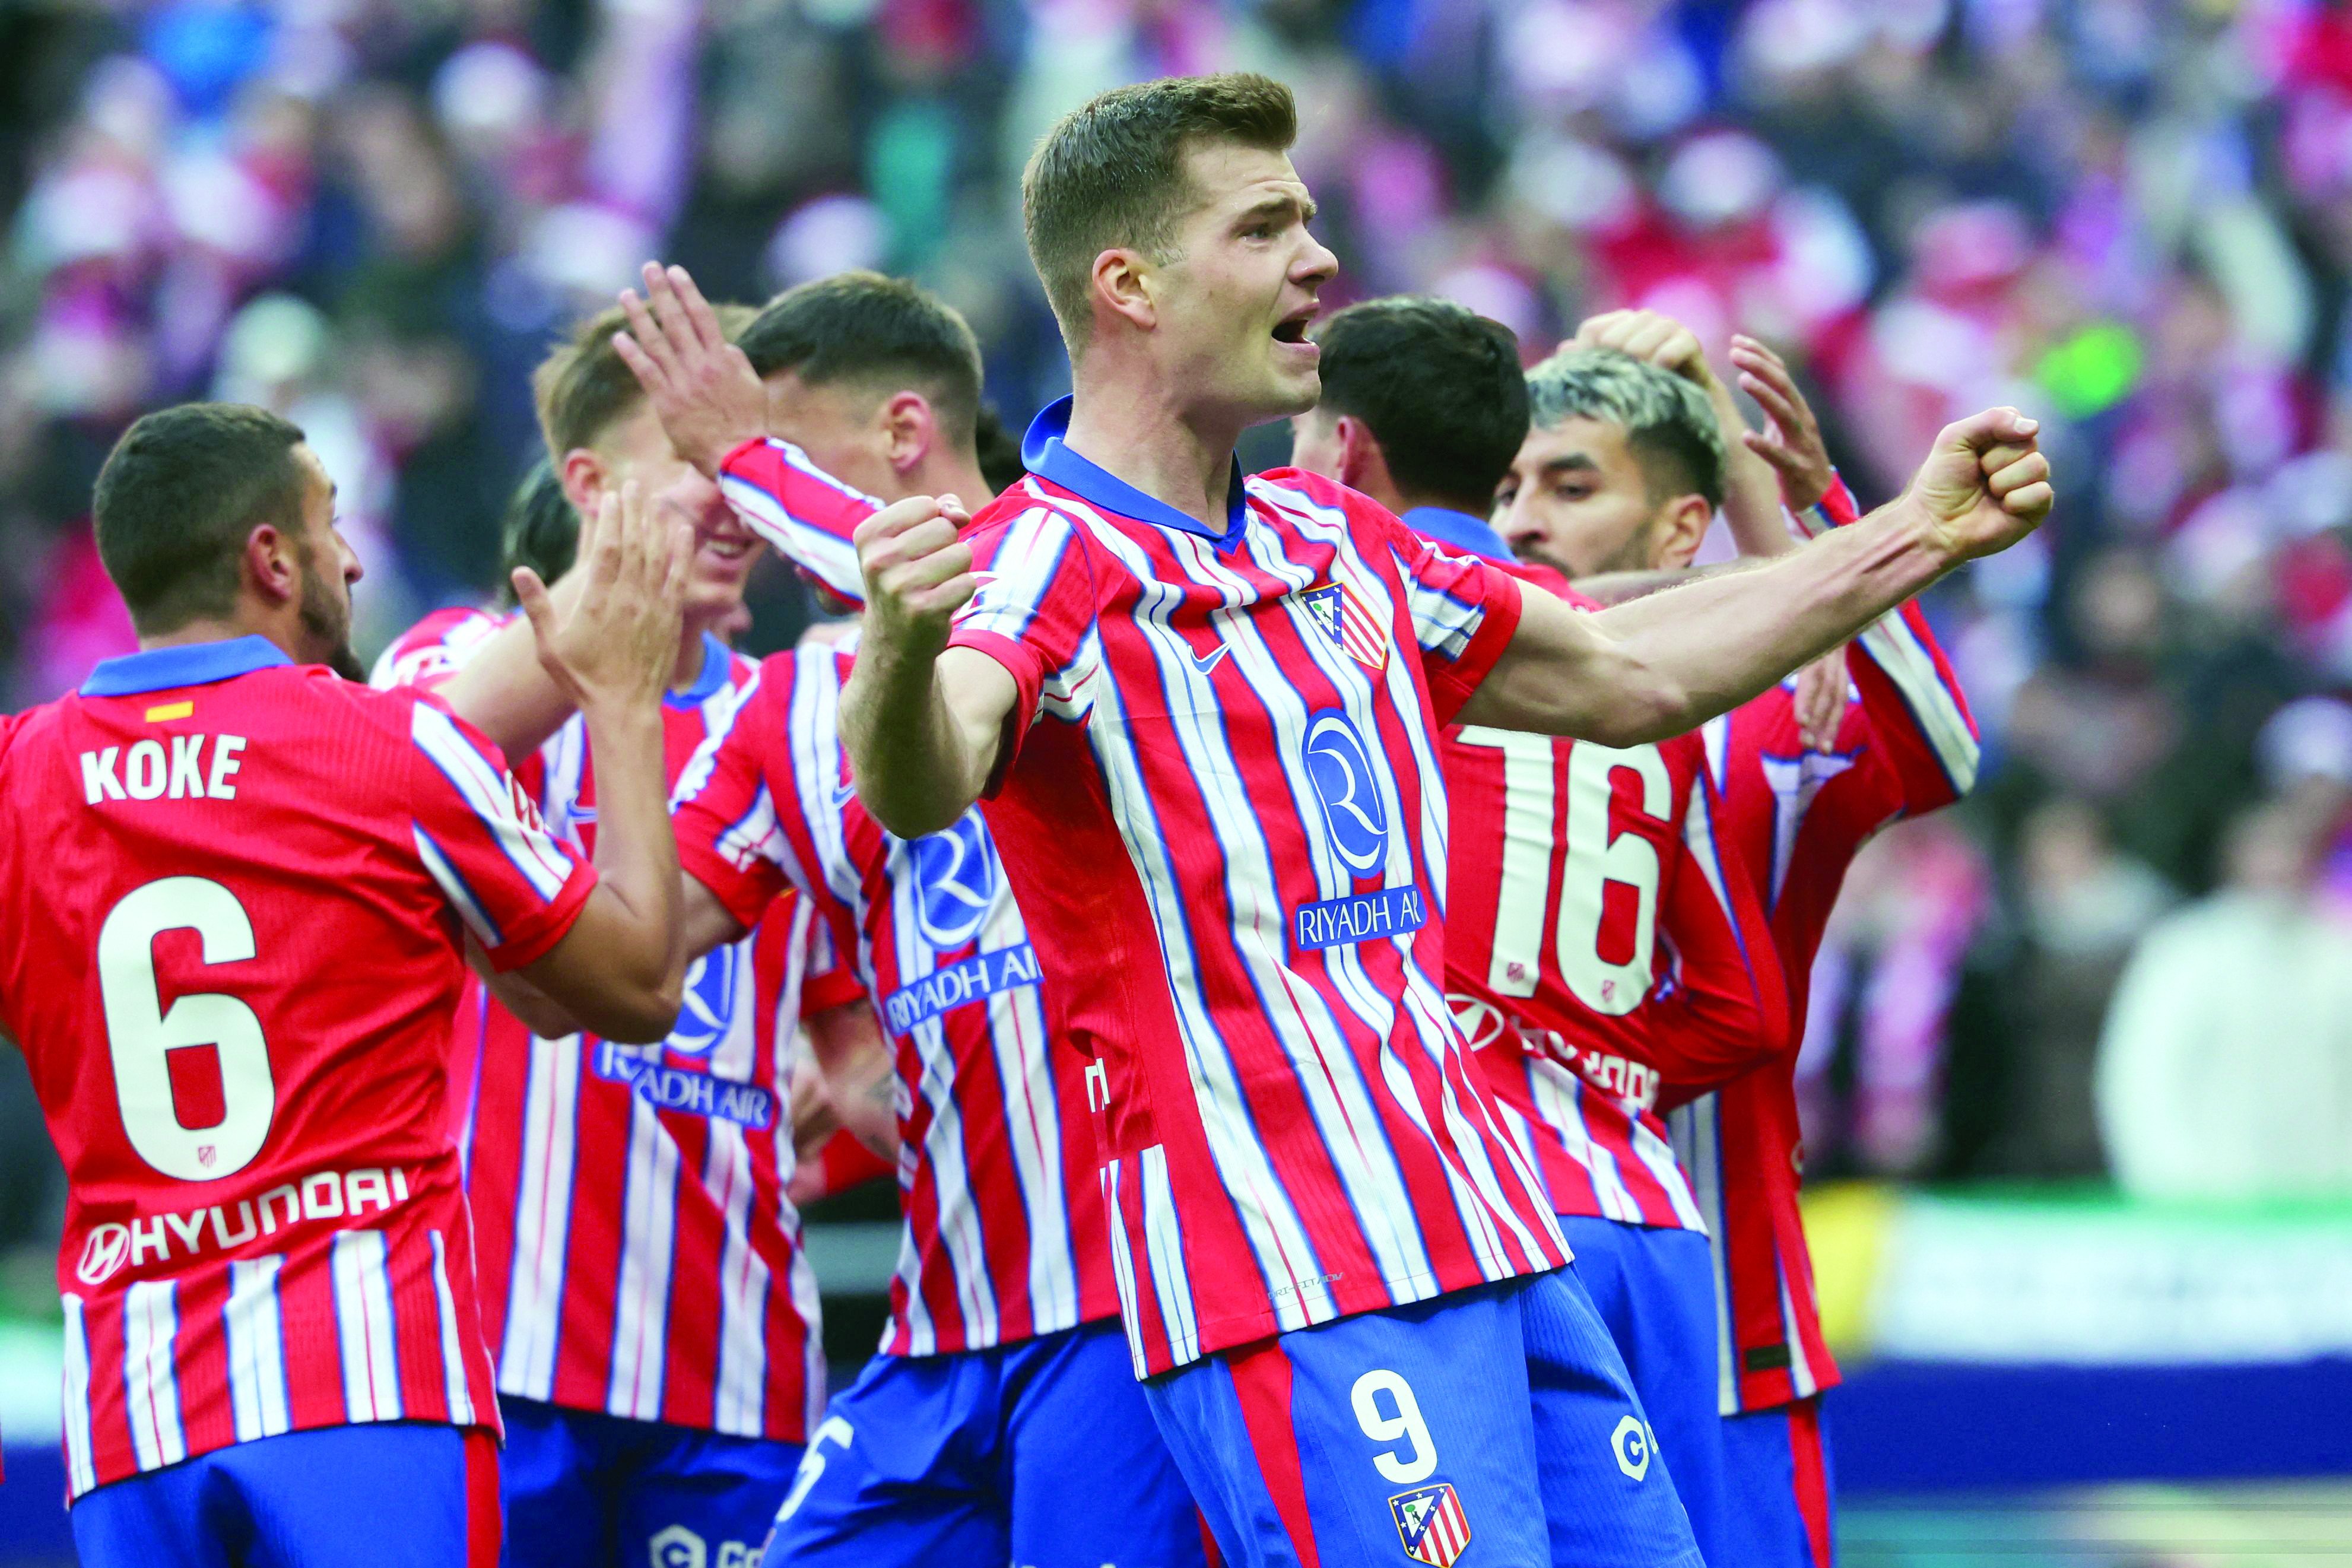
504, 483, 693, 1042
1458, 407, 2048, 745
838, 500, 1011, 837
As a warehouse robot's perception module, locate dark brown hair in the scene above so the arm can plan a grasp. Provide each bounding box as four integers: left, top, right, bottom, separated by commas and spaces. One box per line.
94, 402, 309, 634
531, 300, 757, 460
738, 271, 985, 447
1021, 72, 1297, 351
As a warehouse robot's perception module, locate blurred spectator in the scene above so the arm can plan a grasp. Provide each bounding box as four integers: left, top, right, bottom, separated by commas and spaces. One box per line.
2096, 794, 2352, 1201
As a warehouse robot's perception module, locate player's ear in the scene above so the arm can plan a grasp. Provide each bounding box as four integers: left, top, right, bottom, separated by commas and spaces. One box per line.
243, 522, 300, 607
878, 391, 935, 475
1653, 493, 1714, 569
558, 448, 604, 518
1091, 247, 1156, 335
1335, 416, 1389, 497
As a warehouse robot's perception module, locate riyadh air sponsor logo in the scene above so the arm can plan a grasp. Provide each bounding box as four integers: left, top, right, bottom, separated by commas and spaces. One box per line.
906, 815, 995, 948
1295, 887, 1426, 951
75, 1166, 415, 1285
592, 1045, 776, 1129
664, 946, 740, 1058
882, 944, 1041, 1035
1611, 1415, 1655, 1481
1302, 709, 1389, 875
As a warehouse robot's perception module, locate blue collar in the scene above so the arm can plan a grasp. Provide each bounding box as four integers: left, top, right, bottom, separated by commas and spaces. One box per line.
1400, 506, 1515, 564
81, 635, 293, 697
1021, 395, 1249, 542
669, 631, 733, 707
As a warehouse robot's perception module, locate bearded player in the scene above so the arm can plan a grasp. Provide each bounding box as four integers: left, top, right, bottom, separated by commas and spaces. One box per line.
836, 72, 2044, 1566
1288, 295, 1791, 1564
1507, 312, 1981, 1568
602, 261, 1210, 1567
372, 306, 865, 1568
0, 402, 689, 1566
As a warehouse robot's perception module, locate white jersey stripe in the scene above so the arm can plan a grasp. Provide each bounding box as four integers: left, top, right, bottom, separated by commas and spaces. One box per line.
428, 1232, 475, 1427
226, 1255, 292, 1440
1139, 1145, 1202, 1365
608, 1079, 683, 1419
414, 824, 501, 947
61, 1294, 99, 1497
1668, 1093, 1741, 1414
500, 1030, 580, 1400
1099, 1162, 1150, 1377
410, 702, 572, 899
707, 1118, 771, 1438
332, 1231, 402, 1423
121, 1279, 186, 1469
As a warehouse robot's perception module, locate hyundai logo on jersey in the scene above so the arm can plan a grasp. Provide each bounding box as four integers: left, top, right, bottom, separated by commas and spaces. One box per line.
907, 815, 995, 948
664, 946, 740, 1058
1302, 709, 1388, 874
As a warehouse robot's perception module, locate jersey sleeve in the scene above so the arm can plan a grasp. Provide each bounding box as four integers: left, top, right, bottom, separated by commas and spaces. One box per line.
798, 897, 867, 1016
945, 503, 1101, 779
1794, 472, 1980, 815
1383, 516, 1525, 726
403, 694, 596, 970
369, 607, 507, 694
671, 666, 808, 932
1650, 754, 1792, 1110
716, 437, 882, 610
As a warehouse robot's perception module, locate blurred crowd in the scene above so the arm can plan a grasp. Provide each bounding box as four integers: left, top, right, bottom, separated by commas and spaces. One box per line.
4, 0, 2352, 1281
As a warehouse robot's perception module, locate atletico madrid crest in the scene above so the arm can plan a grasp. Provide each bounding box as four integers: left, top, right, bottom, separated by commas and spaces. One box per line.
1389, 1481, 1472, 1565
1302, 580, 1388, 671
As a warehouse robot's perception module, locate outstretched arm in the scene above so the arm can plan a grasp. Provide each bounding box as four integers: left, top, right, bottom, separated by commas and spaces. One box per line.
1459, 407, 2048, 744
837, 500, 1012, 837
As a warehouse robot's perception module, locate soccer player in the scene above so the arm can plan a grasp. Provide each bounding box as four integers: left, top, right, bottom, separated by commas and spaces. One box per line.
612, 262, 1210, 1567
1290, 296, 1791, 1565
372, 307, 860, 1568
838, 72, 2043, 1567
0, 402, 688, 1566
1503, 311, 1981, 1568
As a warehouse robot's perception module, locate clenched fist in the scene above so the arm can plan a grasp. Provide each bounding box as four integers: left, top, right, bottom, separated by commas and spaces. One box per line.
1903, 408, 2053, 565
855, 493, 977, 658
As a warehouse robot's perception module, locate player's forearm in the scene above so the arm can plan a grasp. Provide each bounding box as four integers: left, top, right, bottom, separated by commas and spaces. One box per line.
573, 696, 687, 1037
840, 640, 995, 839
434, 617, 577, 763
1590, 500, 1951, 739
1712, 383, 1799, 560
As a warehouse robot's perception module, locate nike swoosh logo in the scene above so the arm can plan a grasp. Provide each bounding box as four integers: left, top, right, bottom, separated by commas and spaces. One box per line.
831, 783, 857, 807
1192, 645, 1231, 675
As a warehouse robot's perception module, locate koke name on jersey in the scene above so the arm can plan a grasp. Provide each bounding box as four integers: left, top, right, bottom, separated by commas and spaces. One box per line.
80, 733, 247, 804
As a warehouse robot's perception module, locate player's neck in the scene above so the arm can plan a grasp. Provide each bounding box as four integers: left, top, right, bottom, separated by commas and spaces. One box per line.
1060, 372, 1242, 531
905, 453, 995, 511
670, 624, 718, 689
139, 614, 297, 662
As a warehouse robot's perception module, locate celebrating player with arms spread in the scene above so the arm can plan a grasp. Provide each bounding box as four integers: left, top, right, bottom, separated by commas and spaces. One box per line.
611, 264, 1208, 1567
372, 307, 858, 1568
837, 72, 2045, 1567
0, 404, 688, 1566
1290, 296, 1792, 1564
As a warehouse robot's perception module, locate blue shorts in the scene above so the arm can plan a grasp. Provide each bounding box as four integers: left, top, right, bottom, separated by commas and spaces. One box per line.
1143, 1268, 1701, 1568
71, 1421, 499, 1568
499, 1399, 802, 1568
1720, 1396, 1836, 1568
1560, 1217, 1731, 1567
763, 1319, 1207, 1567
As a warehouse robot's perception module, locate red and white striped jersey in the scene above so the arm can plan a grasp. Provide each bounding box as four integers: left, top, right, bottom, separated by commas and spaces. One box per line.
939, 402, 1569, 1378
0, 636, 593, 1499
1427, 525, 1788, 1235
374, 612, 848, 1441
1667, 475, 1979, 1413
672, 646, 1122, 1357
716, 437, 883, 611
